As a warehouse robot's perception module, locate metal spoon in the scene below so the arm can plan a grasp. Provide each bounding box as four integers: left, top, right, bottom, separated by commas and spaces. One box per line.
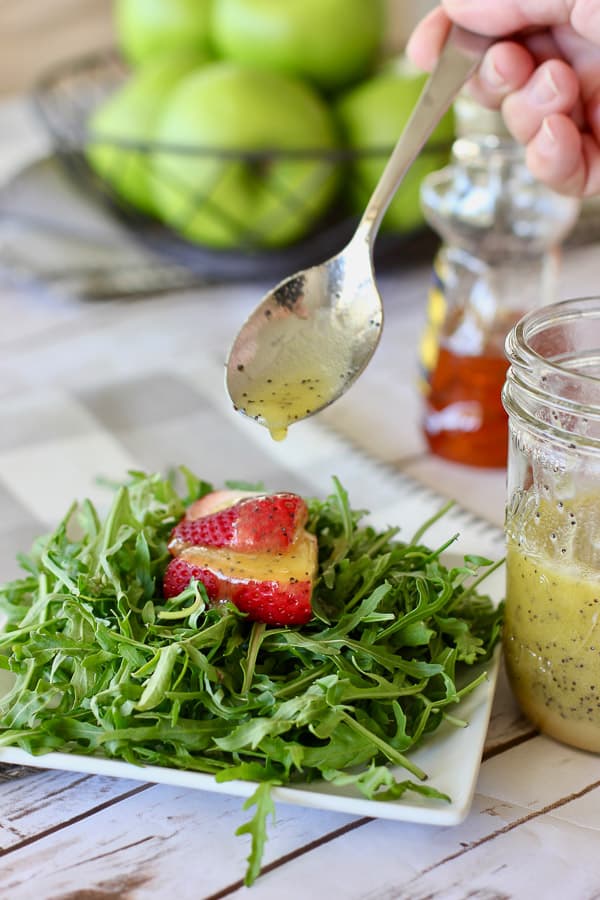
226, 25, 493, 441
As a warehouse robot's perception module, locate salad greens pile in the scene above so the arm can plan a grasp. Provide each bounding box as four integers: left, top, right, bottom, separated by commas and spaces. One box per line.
0, 470, 503, 885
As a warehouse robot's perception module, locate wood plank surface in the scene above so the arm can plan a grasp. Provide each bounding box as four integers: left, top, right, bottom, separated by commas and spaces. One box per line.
0, 781, 359, 898
0, 771, 146, 850
2, 728, 598, 899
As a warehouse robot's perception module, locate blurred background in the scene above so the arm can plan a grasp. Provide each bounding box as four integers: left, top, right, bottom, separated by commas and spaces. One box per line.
0, 0, 436, 97
0, 0, 453, 292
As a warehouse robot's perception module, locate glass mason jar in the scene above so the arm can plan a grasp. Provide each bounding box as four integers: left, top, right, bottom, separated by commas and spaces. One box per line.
503, 297, 600, 752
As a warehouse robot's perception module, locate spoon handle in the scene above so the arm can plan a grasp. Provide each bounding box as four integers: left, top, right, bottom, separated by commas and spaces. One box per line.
355, 25, 494, 246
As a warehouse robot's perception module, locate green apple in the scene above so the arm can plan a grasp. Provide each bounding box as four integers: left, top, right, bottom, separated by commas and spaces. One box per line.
336, 60, 455, 233
211, 0, 385, 92
87, 54, 207, 215
115, 0, 213, 66
151, 62, 341, 249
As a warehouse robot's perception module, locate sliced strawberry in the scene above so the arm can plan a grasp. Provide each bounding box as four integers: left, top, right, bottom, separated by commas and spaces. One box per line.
163, 556, 312, 625
171, 505, 238, 550
163, 533, 317, 627
164, 489, 316, 627
169, 492, 308, 555
232, 579, 312, 626
162, 556, 312, 625
186, 489, 260, 521
163, 556, 219, 600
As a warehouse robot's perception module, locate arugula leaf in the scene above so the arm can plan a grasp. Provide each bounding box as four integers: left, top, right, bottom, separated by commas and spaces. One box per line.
0, 470, 504, 885
236, 781, 278, 887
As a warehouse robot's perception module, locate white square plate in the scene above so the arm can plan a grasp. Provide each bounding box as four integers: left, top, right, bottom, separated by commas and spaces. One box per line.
0, 560, 502, 825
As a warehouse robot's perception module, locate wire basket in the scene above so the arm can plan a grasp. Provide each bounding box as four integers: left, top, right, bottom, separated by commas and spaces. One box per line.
32, 49, 443, 282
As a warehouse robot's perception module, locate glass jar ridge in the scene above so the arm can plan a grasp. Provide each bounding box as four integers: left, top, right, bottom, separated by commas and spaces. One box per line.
422, 134, 579, 263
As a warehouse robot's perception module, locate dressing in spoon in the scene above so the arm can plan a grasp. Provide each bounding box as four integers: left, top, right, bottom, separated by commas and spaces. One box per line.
226, 25, 493, 440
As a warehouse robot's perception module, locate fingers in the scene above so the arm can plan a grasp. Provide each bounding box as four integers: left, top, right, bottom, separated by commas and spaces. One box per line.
441, 0, 571, 35
406, 19, 538, 108
405, 7, 451, 72
526, 114, 600, 197
442, 0, 600, 46
466, 42, 535, 108
570, 0, 600, 47
502, 59, 580, 142
405, 2, 600, 199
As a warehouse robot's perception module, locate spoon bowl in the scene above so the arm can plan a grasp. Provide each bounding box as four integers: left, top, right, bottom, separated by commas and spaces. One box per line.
227, 25, 493, 440
226, 235, 380, 440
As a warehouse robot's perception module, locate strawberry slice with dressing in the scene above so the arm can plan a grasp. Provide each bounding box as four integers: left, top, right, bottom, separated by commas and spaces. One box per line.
163, 556, 220, 600
163, 489, 317, 626
168, 492, 308, 555
163, 533, 316, 625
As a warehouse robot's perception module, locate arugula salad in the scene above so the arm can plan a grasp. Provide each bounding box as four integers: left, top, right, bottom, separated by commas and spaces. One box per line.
0, 470, 503, 884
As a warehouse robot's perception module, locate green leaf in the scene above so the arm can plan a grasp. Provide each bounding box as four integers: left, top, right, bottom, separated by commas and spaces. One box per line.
435, 615, 485, 664
323, 763, 450, 803
179, 467, 213, 505
136, 644, 180, 711
236, 781, 278, 887
224, 479, 265, 492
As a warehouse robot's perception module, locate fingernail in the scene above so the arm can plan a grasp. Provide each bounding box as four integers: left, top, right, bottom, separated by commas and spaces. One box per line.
532, 68, 560, 105
537, 117, 557, 154
480, 54, 506, 89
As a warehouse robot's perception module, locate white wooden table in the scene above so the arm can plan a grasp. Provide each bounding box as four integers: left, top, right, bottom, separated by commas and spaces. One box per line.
1, 98, 600, 900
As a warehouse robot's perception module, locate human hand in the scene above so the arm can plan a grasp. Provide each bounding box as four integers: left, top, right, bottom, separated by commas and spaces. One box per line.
406, 0, 600, 197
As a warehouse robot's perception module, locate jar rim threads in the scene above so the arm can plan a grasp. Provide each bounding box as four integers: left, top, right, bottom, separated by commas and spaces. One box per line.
503, 296, 600, 452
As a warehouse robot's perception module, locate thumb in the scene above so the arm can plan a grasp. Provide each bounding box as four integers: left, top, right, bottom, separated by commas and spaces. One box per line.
442, 0, 600, 47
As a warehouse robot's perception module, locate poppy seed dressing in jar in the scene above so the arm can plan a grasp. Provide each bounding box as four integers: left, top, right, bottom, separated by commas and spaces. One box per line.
503, 298, 600, 752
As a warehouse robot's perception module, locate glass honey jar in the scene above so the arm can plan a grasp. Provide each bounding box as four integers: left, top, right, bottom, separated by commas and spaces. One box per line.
419, 103, 579, 468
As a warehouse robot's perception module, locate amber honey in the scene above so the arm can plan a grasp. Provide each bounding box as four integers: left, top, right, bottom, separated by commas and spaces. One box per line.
423, 345, 510, 468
